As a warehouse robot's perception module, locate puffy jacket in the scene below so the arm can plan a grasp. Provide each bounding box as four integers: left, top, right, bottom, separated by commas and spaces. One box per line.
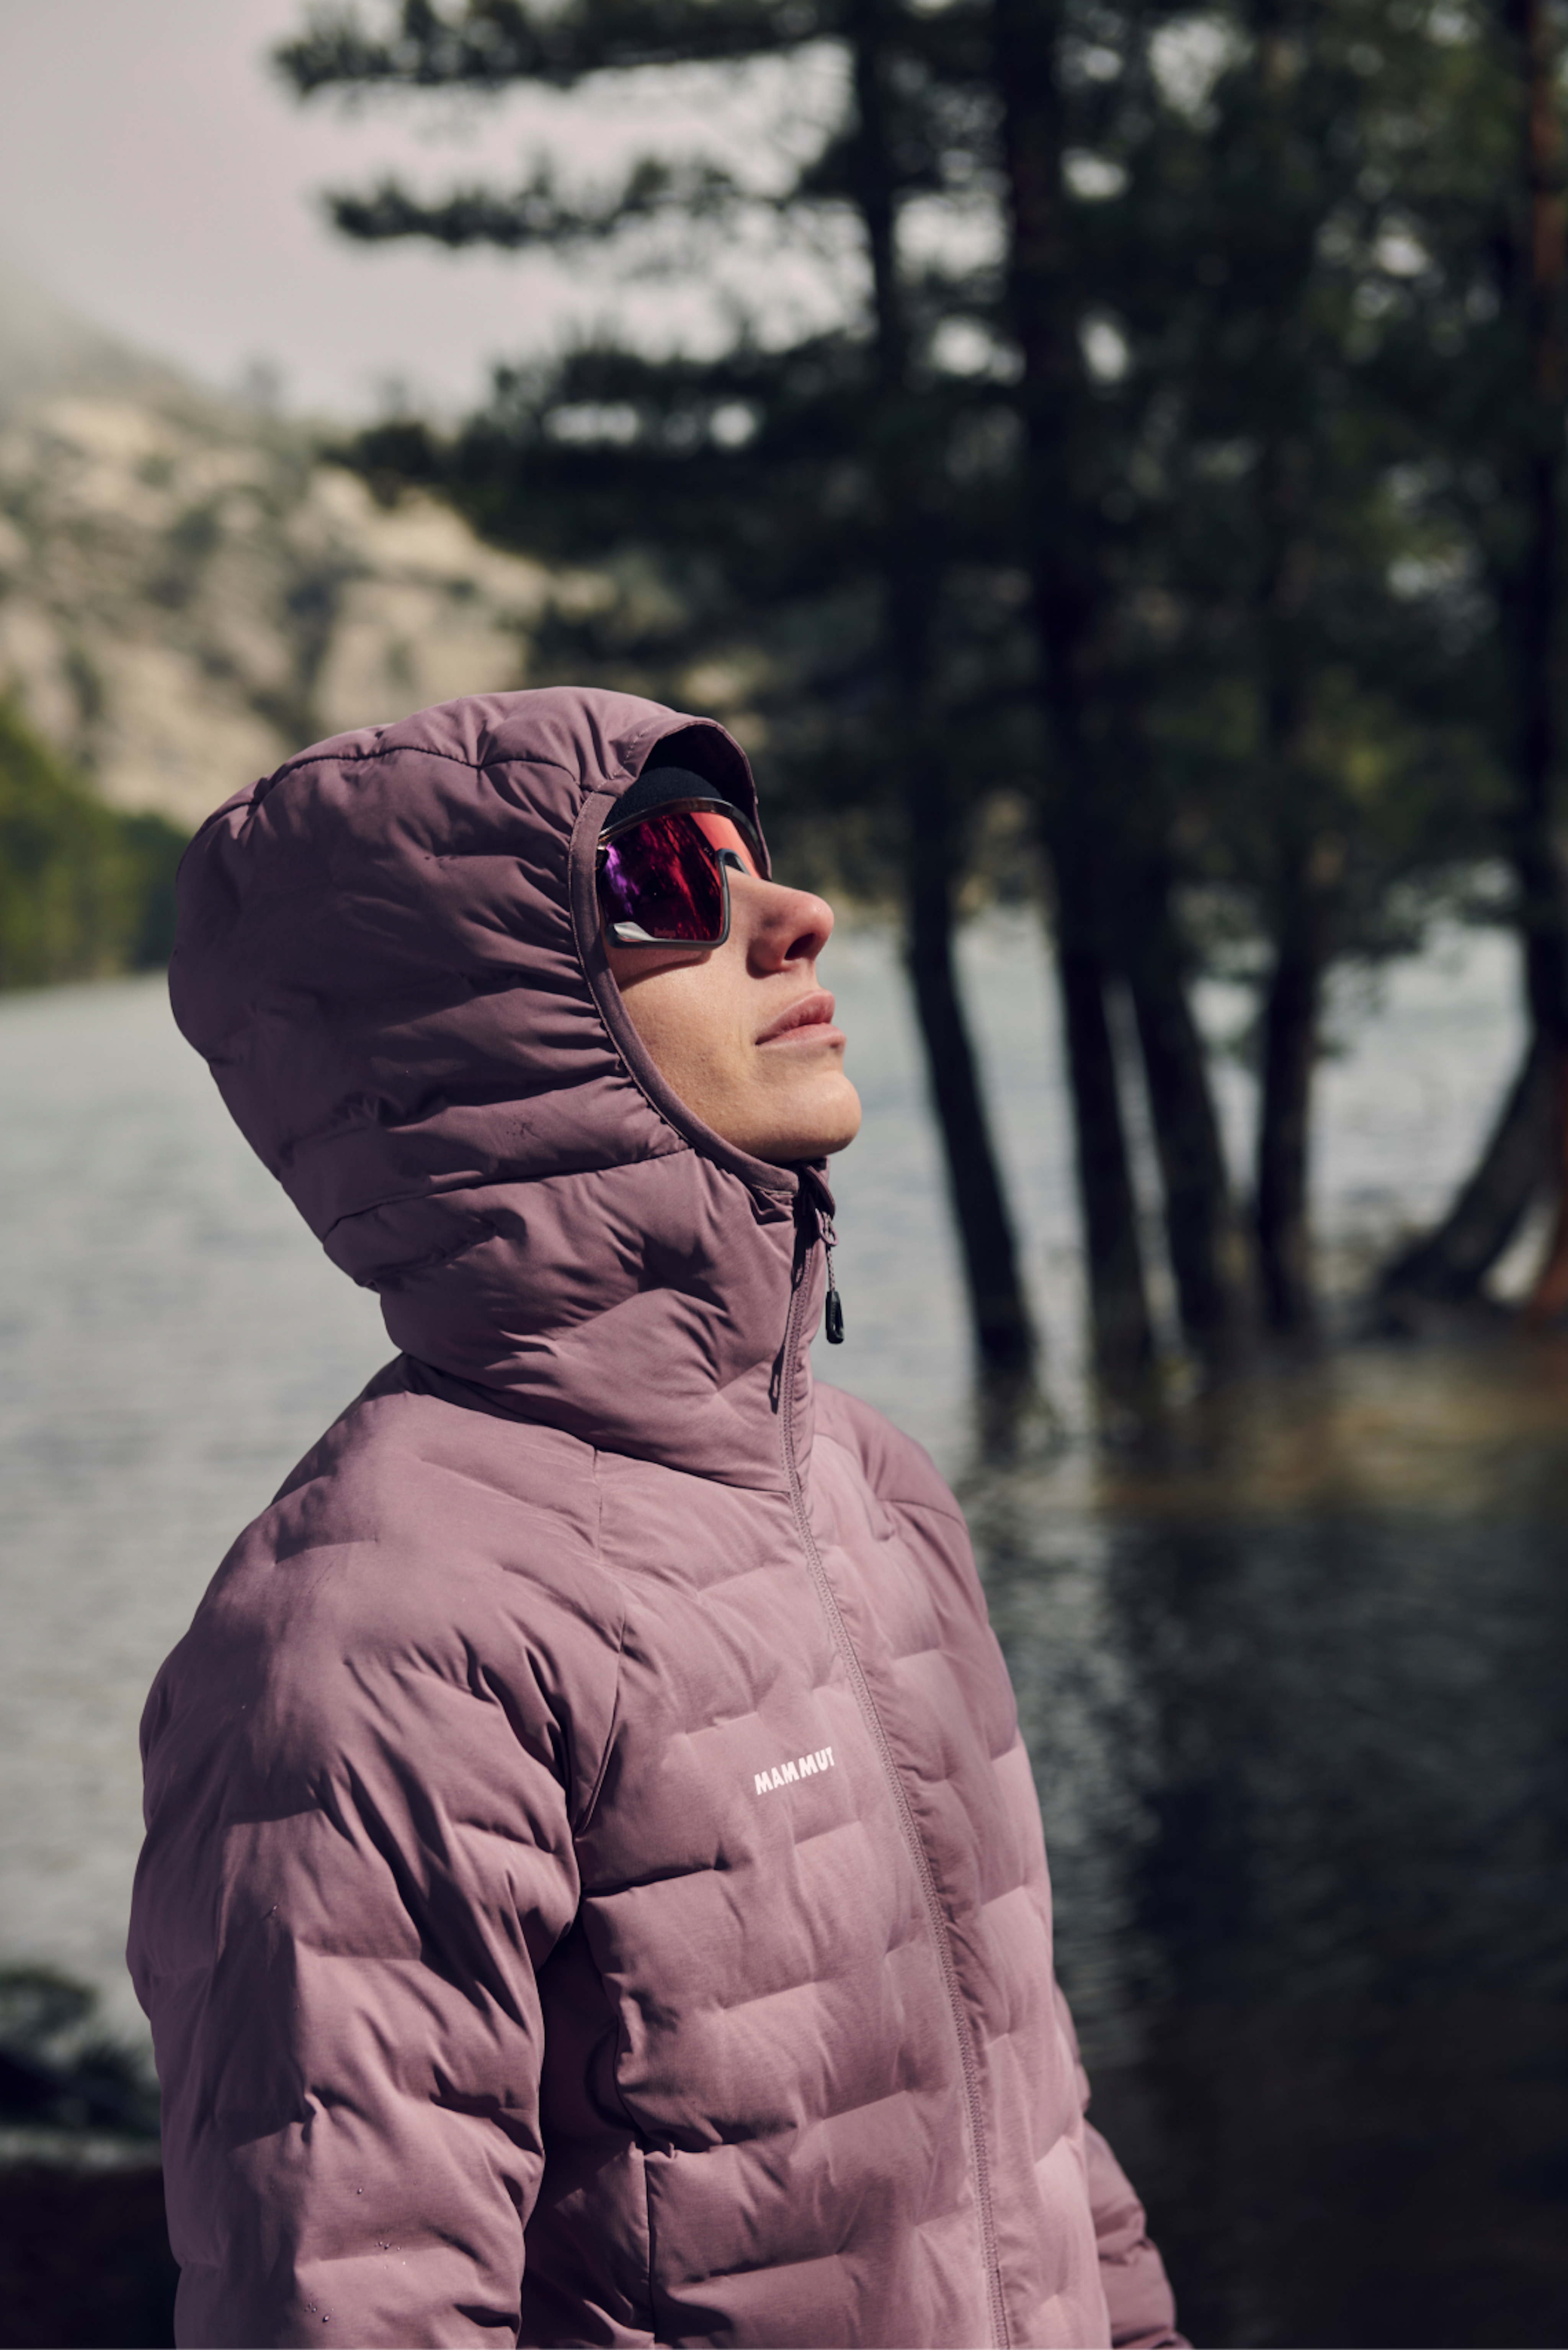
129, 688, 1181, 2350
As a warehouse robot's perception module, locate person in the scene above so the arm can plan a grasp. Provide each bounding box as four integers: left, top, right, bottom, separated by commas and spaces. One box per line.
128, 687, 1183, 2350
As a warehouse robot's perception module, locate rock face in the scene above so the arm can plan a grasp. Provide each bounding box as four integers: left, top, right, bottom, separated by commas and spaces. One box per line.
0, 276, 557, 828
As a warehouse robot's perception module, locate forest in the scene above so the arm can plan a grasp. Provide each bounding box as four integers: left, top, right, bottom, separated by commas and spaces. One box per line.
7, 0, 1563, 1398
268, 0, 1568, 1400
0, 701, 183, 991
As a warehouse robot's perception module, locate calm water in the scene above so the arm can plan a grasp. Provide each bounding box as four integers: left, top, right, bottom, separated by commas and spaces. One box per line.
2, 918, 1564, 2346
975, 1349, 1568, 2348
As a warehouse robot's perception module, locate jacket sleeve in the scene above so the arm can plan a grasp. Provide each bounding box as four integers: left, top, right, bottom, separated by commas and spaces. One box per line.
129, 1497, 612, 2349
1055, 1986, 1187, 2350
1084, 2121, 1187, 2350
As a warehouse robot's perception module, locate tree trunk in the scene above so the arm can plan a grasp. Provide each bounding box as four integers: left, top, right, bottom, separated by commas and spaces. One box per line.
1255, 843, 1326, 1331
1121, 861, 1251, 1360
1055, 929, 1155, 1384
1523, 1061, 1568, 1319
905, 792, 1035, 1372
1506, 0, 1568, 1318
848, 0, 1037, 1376
1378, 1034, 1555, 1303
990, 0, 1155, 1390
1256, 952, 1318, 1331
1243, 246, 1330, 1330
1231, 5, 1338, 1337
895, 768, 1035, 1377
1372, 0, 1568, 1337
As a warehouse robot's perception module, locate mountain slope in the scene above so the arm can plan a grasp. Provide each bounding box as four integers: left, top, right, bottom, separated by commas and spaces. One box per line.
0, 274, 561, 827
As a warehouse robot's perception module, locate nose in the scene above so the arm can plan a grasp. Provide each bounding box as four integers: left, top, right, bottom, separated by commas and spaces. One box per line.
736, 873, 835, 970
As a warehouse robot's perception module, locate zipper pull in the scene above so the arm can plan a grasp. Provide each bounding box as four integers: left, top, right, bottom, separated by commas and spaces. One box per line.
822, 1216, 844, 1344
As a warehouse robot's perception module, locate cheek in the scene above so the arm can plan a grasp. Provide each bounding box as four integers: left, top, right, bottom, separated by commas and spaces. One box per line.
621, 965, 746, 1092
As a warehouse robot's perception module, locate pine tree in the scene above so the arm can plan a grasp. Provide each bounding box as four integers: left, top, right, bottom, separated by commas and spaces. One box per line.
281, 0, 1512, 1380
1114, 0, 1496, 1331
279, 0, 1039, 1380
1366, 0, 1568, 1312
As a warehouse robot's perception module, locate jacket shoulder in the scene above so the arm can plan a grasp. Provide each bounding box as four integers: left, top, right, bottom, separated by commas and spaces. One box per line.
811, 1380, 993, 1625
265, 1363, 604, 1570
140, 1369, 622, 1833
812, 1380, 966, 1524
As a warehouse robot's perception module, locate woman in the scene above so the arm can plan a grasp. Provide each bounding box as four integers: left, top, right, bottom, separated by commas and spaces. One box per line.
129, 687, 1181, 2350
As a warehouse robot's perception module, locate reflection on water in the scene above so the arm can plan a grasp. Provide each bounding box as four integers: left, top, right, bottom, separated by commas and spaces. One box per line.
0, 922, 1564, 2345
972, 1345, 1568, 2348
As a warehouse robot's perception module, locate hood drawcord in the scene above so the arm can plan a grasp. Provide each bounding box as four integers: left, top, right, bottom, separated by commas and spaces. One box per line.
796, 1165, 844, 1345
822, 1214, 844, 1345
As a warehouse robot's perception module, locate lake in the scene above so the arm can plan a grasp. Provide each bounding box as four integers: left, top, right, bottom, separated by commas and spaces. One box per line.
1, 915, 1563, 2346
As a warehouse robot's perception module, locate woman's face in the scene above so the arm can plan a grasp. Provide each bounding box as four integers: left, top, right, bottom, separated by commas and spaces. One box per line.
605, 867, 862, 1166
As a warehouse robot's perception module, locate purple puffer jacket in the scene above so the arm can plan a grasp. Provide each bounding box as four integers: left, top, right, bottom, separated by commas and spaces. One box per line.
129, 688, 1181, 2350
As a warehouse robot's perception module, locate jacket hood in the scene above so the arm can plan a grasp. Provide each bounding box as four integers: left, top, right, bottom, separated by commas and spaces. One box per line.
170, 687, 825, 1487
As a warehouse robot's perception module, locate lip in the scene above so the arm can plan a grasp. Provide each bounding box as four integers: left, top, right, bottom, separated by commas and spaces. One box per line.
756, 989, 844, 1048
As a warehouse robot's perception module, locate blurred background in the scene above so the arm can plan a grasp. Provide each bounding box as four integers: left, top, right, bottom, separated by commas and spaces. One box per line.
1, 1, 1566, 2343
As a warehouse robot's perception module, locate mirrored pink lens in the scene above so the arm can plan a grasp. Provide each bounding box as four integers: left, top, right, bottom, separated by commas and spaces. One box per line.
599, 813, 727, 942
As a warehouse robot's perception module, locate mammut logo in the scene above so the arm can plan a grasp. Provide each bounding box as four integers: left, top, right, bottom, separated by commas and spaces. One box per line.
755, 1747, 834, 1796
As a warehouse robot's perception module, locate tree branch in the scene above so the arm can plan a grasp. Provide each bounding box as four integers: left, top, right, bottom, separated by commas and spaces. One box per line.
325, 153, 746, 247
276, 0, 828, 96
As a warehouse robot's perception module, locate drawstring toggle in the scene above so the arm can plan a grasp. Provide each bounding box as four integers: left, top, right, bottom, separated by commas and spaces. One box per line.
822, 1217, 844, 1345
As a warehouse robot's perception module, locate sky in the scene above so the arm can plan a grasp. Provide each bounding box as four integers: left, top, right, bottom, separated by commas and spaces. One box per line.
0, 0, 850, 419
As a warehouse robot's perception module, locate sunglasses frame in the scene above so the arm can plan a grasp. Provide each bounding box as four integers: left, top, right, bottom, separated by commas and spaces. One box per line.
596, 796, 766, 950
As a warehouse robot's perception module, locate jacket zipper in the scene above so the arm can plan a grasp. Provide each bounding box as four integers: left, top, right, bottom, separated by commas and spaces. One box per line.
776, 1228, 1010, 2350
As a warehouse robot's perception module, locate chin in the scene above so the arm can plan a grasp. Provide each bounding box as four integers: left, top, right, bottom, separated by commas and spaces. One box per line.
768, 1079, 863, 1164
815, 1109, 863, 1158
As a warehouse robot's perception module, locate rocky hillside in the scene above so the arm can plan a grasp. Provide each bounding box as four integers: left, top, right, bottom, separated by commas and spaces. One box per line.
0, 274, 562, 829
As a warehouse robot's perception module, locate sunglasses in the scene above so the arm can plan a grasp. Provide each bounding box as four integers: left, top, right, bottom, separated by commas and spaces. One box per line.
597, 797, 765, 948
